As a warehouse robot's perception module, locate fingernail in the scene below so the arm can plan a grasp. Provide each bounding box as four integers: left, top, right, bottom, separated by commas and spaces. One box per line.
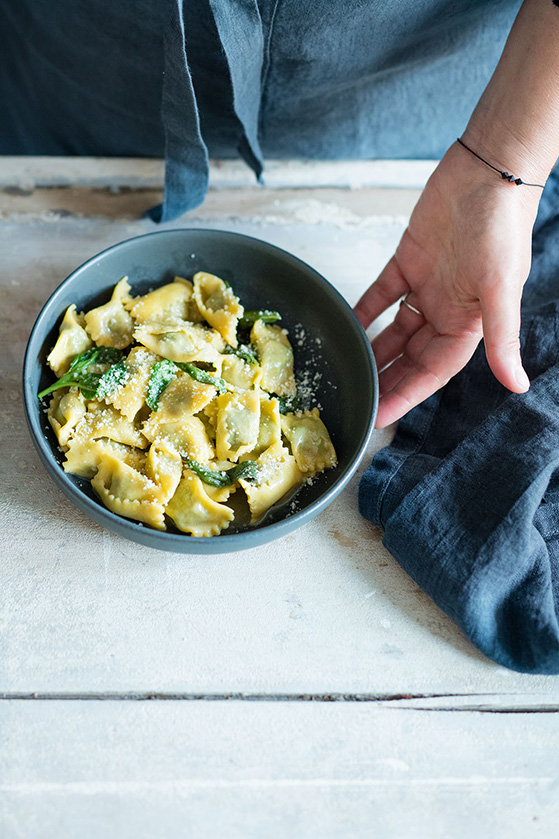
516, 368, 530, 391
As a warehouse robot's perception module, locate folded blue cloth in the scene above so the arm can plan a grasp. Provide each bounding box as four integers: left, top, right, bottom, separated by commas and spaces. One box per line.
359, 170, 559, 674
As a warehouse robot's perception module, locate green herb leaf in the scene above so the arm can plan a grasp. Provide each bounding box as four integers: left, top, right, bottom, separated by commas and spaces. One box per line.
186, 457, 260, 487
37, 346, 123, 399
72, 346, 122, 372
175, 361, 227, 394
79, 372, 104, 401
227, 459, 260, 485
96, 360, 128, 400
146, 359, 178, 411
275, 394, 300, 414
224, 344, 259, 365
238, 309, 281, 330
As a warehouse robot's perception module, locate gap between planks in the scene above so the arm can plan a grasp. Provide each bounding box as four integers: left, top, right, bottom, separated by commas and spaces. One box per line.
1, 693, 558, 712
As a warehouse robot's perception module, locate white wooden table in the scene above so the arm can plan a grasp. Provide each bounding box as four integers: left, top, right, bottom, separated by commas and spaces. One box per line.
1, 158, 558, 839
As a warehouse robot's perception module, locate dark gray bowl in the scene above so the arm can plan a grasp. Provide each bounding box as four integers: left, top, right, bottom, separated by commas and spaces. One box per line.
23, 229, 377, 553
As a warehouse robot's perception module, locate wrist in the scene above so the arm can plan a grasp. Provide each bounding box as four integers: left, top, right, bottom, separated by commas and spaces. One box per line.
461, 118, 554, 189
461, 0, 559, 188
439, 140, 542, 221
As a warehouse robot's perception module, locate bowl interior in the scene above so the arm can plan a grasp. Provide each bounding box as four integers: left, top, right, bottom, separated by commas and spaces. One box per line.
24, 229, 377, 552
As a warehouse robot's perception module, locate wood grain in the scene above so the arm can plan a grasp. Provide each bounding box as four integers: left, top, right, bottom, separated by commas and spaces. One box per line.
1, 701, 557, 839
2, 158, 558, 839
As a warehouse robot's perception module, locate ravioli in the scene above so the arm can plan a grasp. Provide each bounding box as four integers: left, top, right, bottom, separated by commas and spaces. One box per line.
84, 277, 134, 349
215, 390, 260, 461
251, 320, 296, 397
128, 278, 193, 324
134, 319, 223, 365
40, 272, 337, 536
251, 396, 282, 457
150, 371, 217, 420
142, 416, 215, 462
239, 442, 303, 523
47, 305, 93, 376
280, 408, 338, 474
74, 402, 148, 449
48, 390, 87, 449
92, 453, 166, 530
107, 347, 158, 421
64, 437, 146, 479
193, 272, 243, 346
145, 441, 183, 504
166, 472, 235, 537
221, 353, 262, 391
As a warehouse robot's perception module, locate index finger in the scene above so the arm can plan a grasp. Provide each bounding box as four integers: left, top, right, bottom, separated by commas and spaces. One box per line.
375, 330, 480, 428
353, 256, 409, 329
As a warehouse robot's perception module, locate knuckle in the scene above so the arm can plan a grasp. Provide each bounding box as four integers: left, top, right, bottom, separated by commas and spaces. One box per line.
412, 356, 448, 388
485, 334, 520, 355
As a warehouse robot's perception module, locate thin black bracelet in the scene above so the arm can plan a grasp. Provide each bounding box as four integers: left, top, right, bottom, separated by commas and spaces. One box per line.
456, 138, 545, 189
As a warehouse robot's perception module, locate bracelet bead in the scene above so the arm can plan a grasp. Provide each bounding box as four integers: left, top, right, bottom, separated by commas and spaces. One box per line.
457, 138, 544, 189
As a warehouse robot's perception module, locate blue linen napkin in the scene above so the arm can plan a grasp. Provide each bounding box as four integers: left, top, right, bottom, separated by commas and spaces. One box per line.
359, 170, 559, 674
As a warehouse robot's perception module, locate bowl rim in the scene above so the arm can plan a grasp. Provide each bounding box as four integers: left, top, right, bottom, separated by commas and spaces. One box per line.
23, 228, 378, 553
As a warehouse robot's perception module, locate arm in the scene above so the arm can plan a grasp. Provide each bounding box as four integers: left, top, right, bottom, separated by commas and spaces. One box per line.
355, 0, 559, 428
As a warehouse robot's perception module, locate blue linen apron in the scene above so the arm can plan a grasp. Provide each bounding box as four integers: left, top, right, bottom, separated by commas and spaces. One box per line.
0, 0, 522, 219
6, 1, 559, 673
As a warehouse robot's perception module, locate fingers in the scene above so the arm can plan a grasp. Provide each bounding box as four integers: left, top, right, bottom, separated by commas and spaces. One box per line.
377, 323, 437, 393
481, 283, 530, 393
353, 256, 409, 329
371, 293, 426, 371
375, 329, 480, 428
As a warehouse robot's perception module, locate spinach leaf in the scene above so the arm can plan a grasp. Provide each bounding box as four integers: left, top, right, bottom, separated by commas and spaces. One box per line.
223, 344, 259, 365
275, 394, 300, 414
146, 358, 227, 411
146, 359, 178, 411
96, 359, 128, 400
186, 457, 260, 487
238, 309, 281, 330
175, 361, 227, 394
38, 347, 123, 400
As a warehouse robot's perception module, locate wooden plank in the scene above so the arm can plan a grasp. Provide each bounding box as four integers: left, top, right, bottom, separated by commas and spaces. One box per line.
0, 156, 436, 190
0, 700, 558, 839
2, 181, 557, 697
0, 185, 420, 222
2, 214, 557, 697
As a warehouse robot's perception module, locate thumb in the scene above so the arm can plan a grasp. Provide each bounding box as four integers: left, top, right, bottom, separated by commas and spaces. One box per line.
481, 281, 530, 393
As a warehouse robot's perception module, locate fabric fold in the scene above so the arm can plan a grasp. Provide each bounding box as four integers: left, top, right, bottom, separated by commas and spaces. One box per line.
207, 0, 265, 180
149, 0, 209, 223
361, 366, 559, 673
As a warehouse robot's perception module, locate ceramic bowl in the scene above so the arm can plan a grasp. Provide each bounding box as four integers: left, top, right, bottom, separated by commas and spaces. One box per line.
23, 229, 377, 553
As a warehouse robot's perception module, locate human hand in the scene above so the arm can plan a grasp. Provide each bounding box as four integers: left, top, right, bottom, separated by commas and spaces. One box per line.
354, 140, 541, 428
